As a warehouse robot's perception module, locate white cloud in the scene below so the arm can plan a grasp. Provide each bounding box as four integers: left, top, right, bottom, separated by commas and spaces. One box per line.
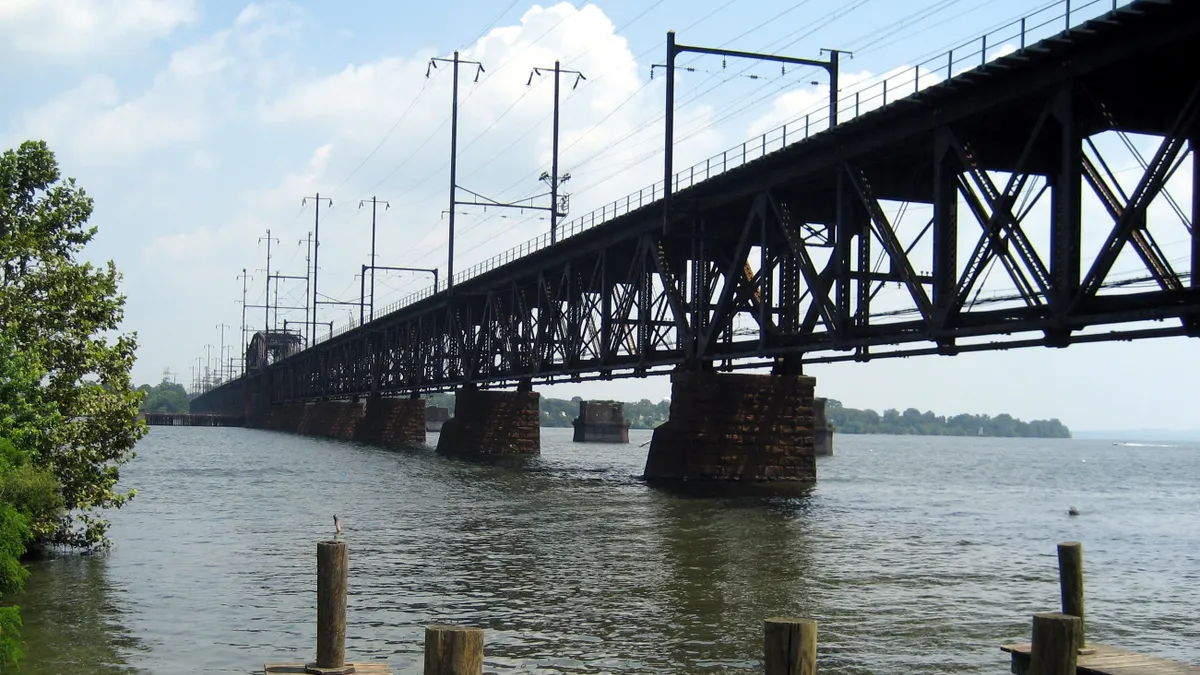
249, 1, 731, 309
21, 2, 299, 163
0, 0, 196, 58
144, 143, 333, 262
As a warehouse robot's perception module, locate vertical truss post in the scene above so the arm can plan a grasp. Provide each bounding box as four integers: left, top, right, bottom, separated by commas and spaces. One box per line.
688, 218, 708, 362
932, 127, 959, 336
779, 238, 800, 336
567, 263, 581, 369
855, 203, 871, 360
1191, 129, 1200, 337
638, 240, 652, 363
834, 171, 855, 341
601, 263, 613, 367
1193, 132, 1199, 292
760, 205, 770, 351
1050, 85, 1083, 319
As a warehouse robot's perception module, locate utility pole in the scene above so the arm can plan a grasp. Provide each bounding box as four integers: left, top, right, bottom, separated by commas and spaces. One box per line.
195, 356, 203, 393
358, 197, 390, 321
302, 196, 332, 342
530, 61, 585, 245
428, 52, 485, 291
237, 269, 252, 374
299, 232, 313, 346
660, 32, 848, 231
203, 344, 214, 391
258, 230, 279, 335
215, 323, 229, 385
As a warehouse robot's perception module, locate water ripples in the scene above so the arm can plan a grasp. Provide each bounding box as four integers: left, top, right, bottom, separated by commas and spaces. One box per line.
14, 428, 1200, 674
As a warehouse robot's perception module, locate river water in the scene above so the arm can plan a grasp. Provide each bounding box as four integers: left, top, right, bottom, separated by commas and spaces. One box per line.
13, 428, 1200, 674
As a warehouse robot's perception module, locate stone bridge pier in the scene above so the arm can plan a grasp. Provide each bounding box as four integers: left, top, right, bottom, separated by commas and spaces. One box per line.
572, 400, 631, 443
812, 397, 834, 456
435, 383, 540, 455
644, 367, 818, 481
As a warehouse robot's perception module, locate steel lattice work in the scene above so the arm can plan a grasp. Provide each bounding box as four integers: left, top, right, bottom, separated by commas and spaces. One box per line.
249, 0, 1200, 404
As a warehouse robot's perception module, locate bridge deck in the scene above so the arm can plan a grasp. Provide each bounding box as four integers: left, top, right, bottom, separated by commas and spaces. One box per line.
191, 0, 1200, 409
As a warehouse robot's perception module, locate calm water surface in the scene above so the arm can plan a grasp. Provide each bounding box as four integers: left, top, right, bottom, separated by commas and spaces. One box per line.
14, 428, 1200, 674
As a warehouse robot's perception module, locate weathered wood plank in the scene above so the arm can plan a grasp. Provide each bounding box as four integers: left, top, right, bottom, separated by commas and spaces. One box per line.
265, 663, 393, 674
1003, 643, 1200, 675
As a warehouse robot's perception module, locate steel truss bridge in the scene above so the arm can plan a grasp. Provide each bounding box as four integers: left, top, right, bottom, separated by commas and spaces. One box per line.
214, 0, 1199, 405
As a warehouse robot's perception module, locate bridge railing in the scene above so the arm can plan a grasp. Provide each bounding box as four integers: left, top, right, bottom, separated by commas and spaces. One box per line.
313, 0, 1130, 347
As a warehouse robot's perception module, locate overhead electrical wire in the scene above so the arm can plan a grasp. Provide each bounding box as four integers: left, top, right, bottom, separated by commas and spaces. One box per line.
387, 0, 1045, 307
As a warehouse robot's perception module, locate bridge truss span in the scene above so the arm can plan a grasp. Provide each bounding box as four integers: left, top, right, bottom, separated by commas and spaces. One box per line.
262, 0, 1200, 403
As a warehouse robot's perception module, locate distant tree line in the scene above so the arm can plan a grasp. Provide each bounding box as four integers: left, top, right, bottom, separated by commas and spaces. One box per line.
825, 399, 1071, 438
425, 393, 670, 429
137, 380, 190, 413
427, 393, 1068, 437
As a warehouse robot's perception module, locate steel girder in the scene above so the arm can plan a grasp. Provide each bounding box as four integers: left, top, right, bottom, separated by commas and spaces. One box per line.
252, 1, 1200, 403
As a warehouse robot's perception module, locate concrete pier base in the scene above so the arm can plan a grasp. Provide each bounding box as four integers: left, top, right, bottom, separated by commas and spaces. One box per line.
813, 397, 834, 456
435, 387, 540, 455
644, 370, 817, 481
572, 400, 631, 443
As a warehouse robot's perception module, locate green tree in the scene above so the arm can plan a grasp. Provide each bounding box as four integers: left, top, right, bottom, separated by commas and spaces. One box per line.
0, 331, 66, 668
0, 140, 143, 549
138, 379, 190, 413
825, 399, 1071, 438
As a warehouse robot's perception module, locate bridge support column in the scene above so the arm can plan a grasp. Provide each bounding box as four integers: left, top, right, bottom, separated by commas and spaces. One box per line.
572, 400, 631, 443
813, 397, 834, 457
355, 394, 426, 446
645, 370, 817, 481
435, 386, 540, 455
244, 372, 272, 428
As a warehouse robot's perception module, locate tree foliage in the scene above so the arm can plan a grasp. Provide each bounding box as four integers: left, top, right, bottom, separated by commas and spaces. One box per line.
430, 391, 1070, 438
825, 399, 1071, 438
0, 331, 67, 668
0, 140, 143, 549
426, 393, 671, 429
138, 379, 189, 414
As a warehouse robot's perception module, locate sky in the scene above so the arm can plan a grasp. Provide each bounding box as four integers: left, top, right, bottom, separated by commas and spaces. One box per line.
1, 0, 1196, 432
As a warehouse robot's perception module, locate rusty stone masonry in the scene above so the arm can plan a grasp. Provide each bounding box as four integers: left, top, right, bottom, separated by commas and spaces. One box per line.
356, 395, 426, 446
644, 370, 817, 481
248, 393, 426, 446
572, 400, 631, 443
436, 388, 540, 455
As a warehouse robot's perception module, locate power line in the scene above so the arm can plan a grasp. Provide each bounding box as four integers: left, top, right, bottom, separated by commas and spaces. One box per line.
330, 77, 433, 196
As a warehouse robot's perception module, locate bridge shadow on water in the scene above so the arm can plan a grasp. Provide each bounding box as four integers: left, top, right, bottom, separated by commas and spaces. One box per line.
640, 478, 818, 511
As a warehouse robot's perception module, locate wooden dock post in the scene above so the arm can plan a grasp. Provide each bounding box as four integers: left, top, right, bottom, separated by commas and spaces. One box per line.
1029, 613, 1081, 675
424, 626, 484, 675
1056, 541, 1085, 646
310, 540, 351, 674
763, 618, 817, 675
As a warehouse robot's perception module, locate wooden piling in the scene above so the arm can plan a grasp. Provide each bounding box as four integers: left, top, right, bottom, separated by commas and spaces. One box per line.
763, 618, 817, 675
1056, 541, 1085, 646
312, 540, 350, 674
423, 626, 484, 675
1029, 613, 1081, 675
